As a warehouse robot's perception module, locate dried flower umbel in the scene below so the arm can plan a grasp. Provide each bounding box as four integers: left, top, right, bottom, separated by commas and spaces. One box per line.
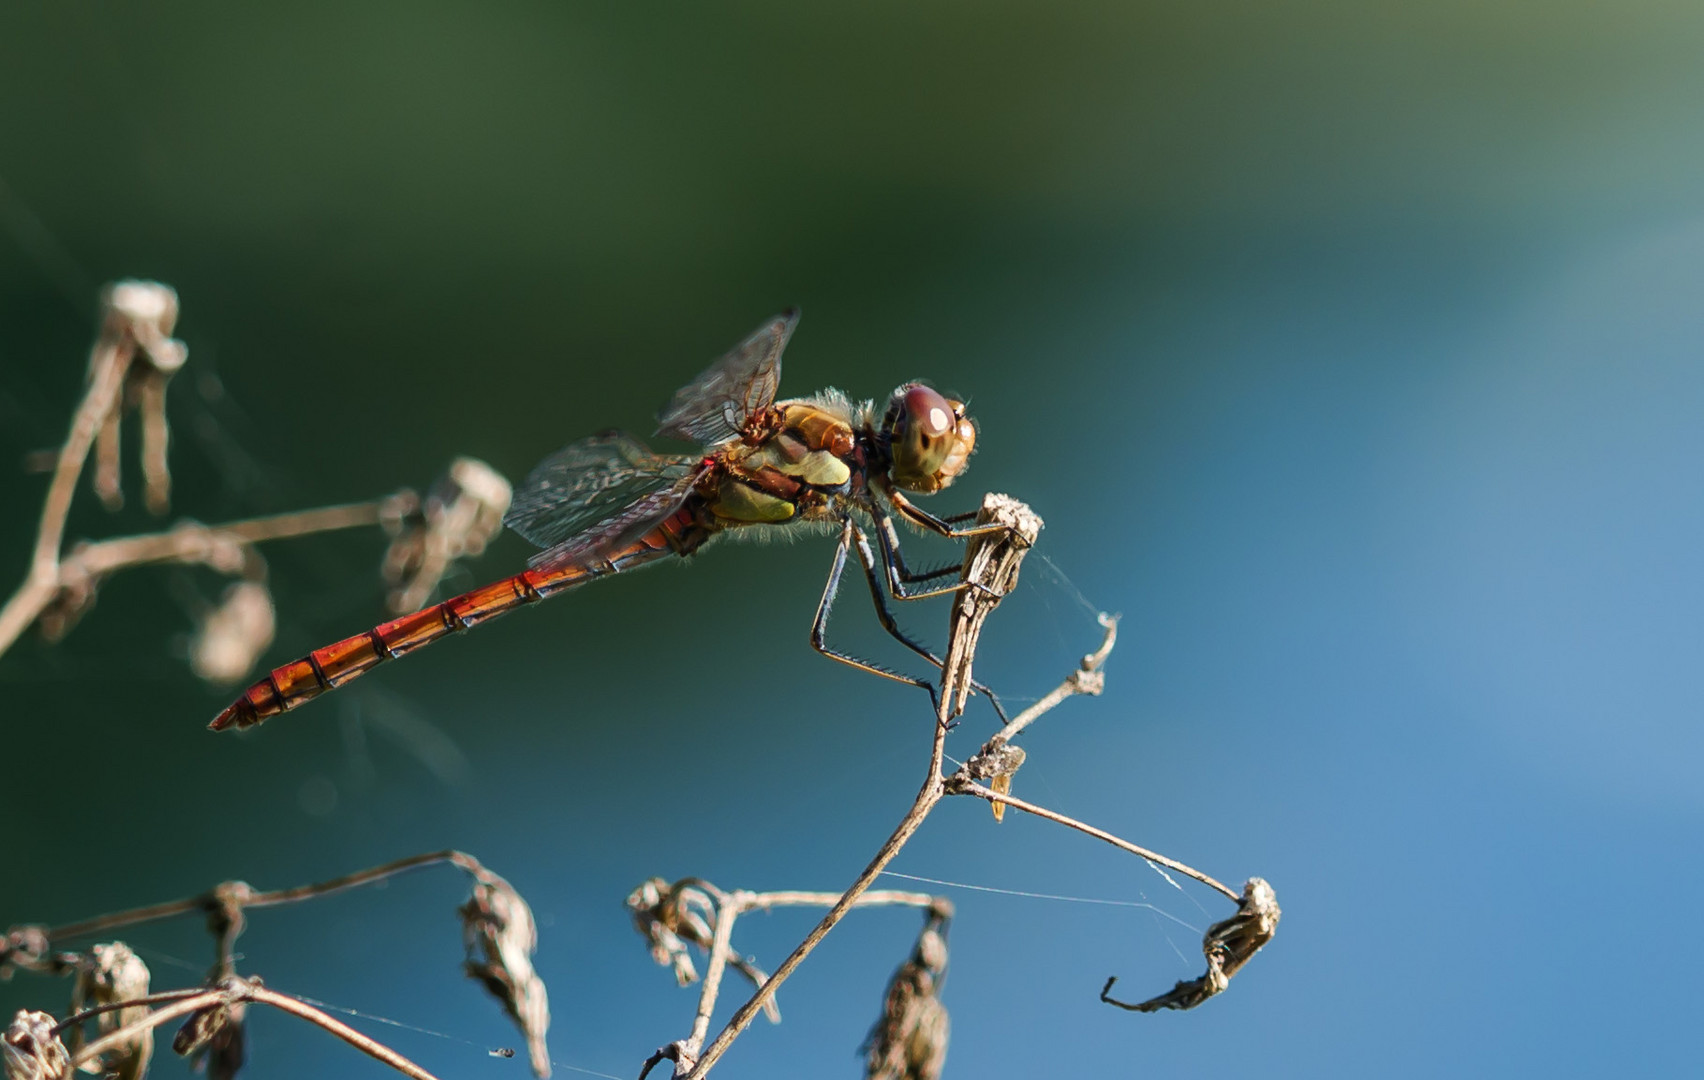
461, 874, 551, 1078
65, 942, 153, 1080
3, 1010, 70, 1080
862, 908, 951, 1080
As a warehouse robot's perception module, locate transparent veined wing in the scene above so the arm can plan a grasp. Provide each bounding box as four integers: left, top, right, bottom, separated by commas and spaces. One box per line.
503, 432, 704, 570
655, 309, 797, 447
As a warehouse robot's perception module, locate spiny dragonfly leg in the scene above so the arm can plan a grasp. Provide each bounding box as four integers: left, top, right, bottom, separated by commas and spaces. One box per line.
871, 503, 966, 601
888, 489, 1014, 541
811, 518, 940, 710
851, 523, 1010, 725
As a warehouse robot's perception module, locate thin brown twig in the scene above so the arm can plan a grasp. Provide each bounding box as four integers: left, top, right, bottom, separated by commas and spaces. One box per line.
47, 850, 487, 942
947, 781, 1240, 902
249, 985, 444, 1080
50, 988, 211, 1037
0, 283, 182, 654
64, 982, 445, 1080
68, 989, 220, 1068
984, 611, 1118, 747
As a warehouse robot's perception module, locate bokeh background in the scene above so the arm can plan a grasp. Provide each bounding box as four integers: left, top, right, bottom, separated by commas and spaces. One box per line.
3, 3, 1702, 1076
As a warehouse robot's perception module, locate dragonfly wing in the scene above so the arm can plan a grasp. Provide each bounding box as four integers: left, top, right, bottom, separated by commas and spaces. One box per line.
503, 432, 702, 569
655, 309, 797, 446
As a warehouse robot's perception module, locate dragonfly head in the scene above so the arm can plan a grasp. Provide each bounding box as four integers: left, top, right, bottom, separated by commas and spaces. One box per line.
881, 383, 976, 493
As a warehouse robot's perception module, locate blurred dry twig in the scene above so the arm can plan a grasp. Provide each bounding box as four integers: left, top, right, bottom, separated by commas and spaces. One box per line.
0, 281, 509, 688
2, 850, 549, 1080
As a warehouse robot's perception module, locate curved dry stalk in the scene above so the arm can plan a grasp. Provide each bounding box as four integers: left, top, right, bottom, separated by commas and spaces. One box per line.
46, 850, 488, 943
64, 982, 444, 1080
945, 780, 1239, 902
69, 989, 220, 1068
248, 986, 444, 1080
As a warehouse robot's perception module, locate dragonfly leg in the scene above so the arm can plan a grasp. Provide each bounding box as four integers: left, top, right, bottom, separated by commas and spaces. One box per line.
811, 518, 941, 710
853, 522, 1010, 725
888, 489, 1014, 541
871, 503, 969, 602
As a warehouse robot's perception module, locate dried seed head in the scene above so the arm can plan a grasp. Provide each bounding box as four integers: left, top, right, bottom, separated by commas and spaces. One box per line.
3, 1011, 69, 1080
625, 878, 700, 986
461, 874, 551, 1078
383, 458, 512, 613
862, 910, 951, 1080
66, 943, 153, 1080
189, 581, 276, 685
1, 928, 51, 981
105, 281, 186, 374
171, 978, 252, 1080
1101, 876, 1281, 1013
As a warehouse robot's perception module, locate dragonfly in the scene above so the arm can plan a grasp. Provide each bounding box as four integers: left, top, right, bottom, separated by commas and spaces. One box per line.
210, 310, 1007, 732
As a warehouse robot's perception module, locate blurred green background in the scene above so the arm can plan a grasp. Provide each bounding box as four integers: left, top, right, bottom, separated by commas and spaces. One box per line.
4, 2, 1703, 1076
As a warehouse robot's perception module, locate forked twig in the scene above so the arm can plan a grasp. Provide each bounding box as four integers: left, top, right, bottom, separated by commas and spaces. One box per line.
675, 494, 1038, 1079
63, 979, 445, 1080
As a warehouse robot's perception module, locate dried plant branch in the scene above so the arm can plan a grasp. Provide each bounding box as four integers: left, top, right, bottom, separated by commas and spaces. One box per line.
985, 611, 1117, 748
0, 282, 183, 655
636, 879, 951, 1078
246, 985, 444, 1080
68, 989, 221, 1069
10, 851, 541, 1080
676, 494, 1040, 1080
0, 282, 509, 685
945, 780, 1239, 902
41, 850, 488, 944
60, 979, 446, 1080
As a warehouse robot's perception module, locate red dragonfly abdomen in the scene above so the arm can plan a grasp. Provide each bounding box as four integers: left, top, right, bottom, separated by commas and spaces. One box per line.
209, 511, 697, 731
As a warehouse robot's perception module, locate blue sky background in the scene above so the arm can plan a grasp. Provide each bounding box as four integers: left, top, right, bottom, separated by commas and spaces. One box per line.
3, 4, 1701, 1076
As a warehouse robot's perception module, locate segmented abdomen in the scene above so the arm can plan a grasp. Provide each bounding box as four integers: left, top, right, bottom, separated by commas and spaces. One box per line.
209, 515, 691, 731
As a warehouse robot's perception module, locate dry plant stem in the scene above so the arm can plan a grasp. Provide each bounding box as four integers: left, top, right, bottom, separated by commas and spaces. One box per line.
952, 781, 1239, 902
51, 989, 212, 1036
669, 888, 946, 1068
737, 890, 940, 912
986, 612, 1118, 746
0, 335, 132, 652
69, 990, 220, 1067
681, 724, 950, 1079
680, 495, 1039, 1080
67, 985, 443, 1080
248, 986, 442, 1080
0, 499, 400, 657
47, 850, 486, 942
681, 891, 743, 1064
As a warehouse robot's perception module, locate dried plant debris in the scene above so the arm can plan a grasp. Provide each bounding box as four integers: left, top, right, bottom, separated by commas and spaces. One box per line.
626, 878, 711, 987
0, 928, 51, 981
461, 874, 551, 1078
189, 580, 277, 685
862, 908, 951, 1080
90, 280, 188, 515
173, 978, 253, 1080
3, 1011, 70, 1080
959, 743, 1026, 822
624, 879, 779, 1022
1101, 878, 1280, 1013
66, 943, 152, 1080
382, 457, 512, 612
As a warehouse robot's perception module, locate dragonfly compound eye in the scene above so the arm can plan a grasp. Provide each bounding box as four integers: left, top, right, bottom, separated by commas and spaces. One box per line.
888, 384, 976, 493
